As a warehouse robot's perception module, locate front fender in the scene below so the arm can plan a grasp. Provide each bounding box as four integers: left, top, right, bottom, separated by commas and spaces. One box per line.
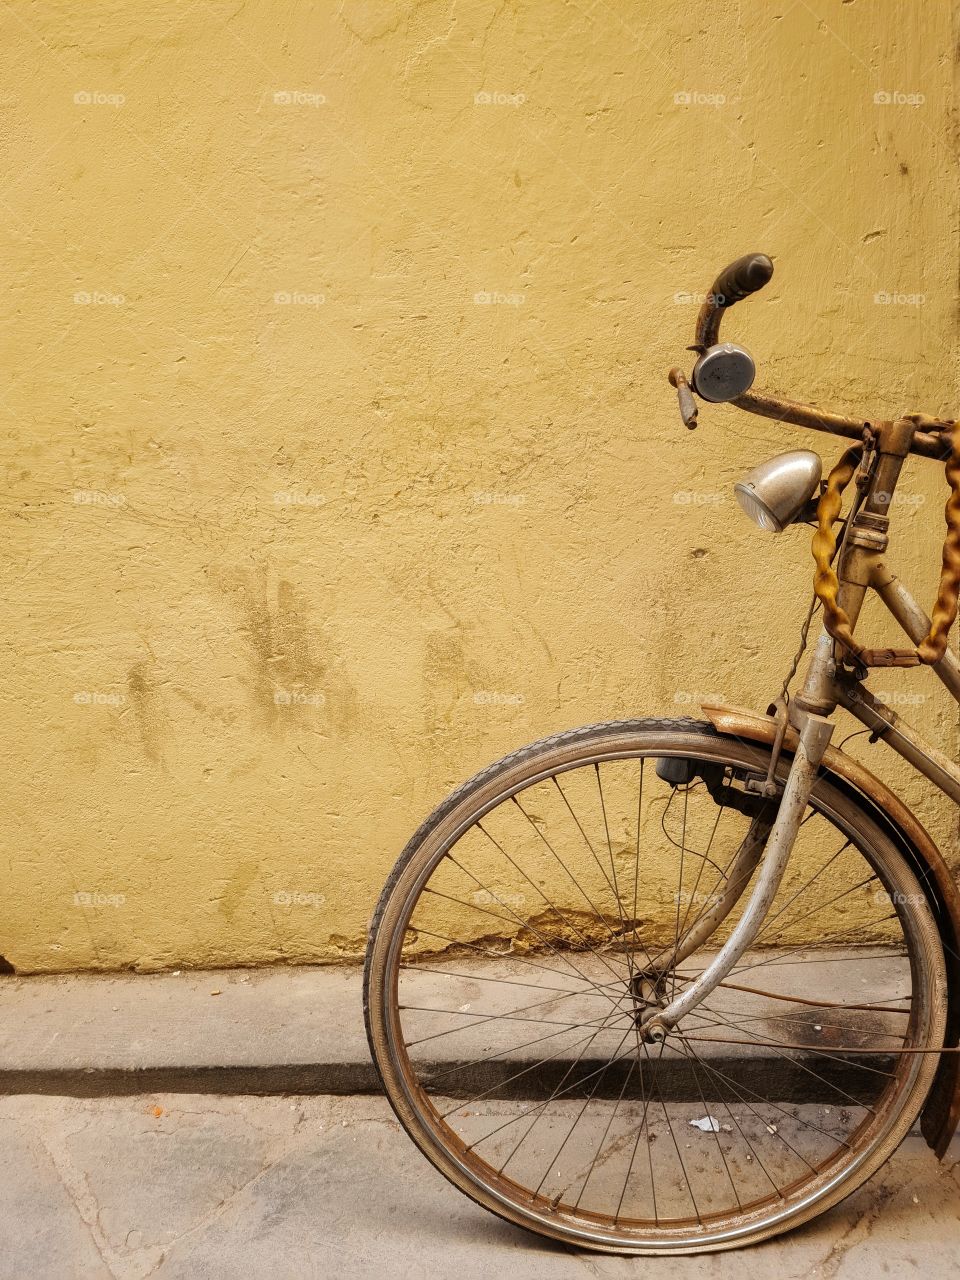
702, 701, 960, 1159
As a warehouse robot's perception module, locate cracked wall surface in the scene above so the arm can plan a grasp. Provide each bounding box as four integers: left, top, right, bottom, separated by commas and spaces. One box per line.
1, 1, 958, 971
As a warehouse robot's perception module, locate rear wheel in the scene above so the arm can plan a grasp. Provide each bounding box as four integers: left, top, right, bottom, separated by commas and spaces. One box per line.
364, 719, 946, 1254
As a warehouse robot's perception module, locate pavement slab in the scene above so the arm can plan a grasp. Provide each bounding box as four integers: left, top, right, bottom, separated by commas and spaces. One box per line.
0, 1093, 956, 1280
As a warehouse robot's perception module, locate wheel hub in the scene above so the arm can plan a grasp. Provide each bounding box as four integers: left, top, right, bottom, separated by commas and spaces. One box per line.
629, 970, 669, 1036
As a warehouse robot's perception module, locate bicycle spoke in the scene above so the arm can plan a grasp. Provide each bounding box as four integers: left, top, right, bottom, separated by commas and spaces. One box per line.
683, 1004, 888, 1101
419, 885, 622, 996
722, 934, 904, 981
707, 978, 912, 1014
438, 1022, 629, 1120
612, 1039, 665, 1223
752, 871, 877, 947
409, 927, 606, 989
552, 775, 619, 902
447, 1025, 647, 1125
674, 789, 726, 944
476, 817, 628, 980
671, 1036, 786, 1193
402, 1003, 632, 1047
671, 785, 690, 1003
400, 964, 589, 995
677, 1037, 742, 1209
571, 1049, 645, 1211
631, 759, 646, 964
594, 764, 629, 965
451, 847, 625, 980
668, 1033, 814, 1181
671, 1020, 857, 1149
749, 840, 852, 940
683, 998, 909, 1042
422, 990, 634, 1085
517, 1024, 638, 1186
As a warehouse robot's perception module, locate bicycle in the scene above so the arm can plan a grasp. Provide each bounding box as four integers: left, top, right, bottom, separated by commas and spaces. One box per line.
364, 253, 960, 1254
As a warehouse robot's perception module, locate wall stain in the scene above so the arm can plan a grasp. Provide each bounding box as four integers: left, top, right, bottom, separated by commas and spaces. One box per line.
127, 660, 168, 766
215, 564, 357, 735
219, 860, 259, 920
172, 686, 238, 728
423, 627, 468, 733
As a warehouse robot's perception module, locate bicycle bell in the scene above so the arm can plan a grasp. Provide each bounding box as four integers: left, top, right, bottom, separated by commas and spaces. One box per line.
691, 341, 757, 402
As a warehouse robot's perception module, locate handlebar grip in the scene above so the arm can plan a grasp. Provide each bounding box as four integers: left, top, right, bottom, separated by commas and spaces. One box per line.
710, 253, 774, 308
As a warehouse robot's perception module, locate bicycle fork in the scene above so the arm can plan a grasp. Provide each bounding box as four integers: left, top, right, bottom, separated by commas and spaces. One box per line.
638, 637, 837, 1040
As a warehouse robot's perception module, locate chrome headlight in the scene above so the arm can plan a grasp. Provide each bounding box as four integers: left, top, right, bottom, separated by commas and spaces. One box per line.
734, 450, 822, 532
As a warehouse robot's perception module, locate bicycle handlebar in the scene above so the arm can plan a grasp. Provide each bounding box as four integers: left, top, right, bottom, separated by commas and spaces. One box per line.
676, 254, 960, 671
683, 253, 955, 460
695, 253, 773, 349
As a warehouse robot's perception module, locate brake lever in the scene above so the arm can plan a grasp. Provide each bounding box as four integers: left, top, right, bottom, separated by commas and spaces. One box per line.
668, 367, 698, 429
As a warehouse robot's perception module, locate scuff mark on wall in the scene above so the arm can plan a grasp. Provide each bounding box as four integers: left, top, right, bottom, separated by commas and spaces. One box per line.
218, 860, 260, 921
127, 659, 168, 767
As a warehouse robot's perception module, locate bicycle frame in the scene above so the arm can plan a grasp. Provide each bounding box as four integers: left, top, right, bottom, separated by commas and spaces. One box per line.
653, 254, 960, 1151
642, 415, 960, 1036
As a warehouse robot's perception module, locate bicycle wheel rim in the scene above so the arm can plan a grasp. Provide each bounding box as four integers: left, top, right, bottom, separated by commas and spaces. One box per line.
365, 721, 945, 1253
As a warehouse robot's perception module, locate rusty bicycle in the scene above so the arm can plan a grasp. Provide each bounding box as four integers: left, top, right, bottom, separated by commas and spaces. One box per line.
364, 253, 960, 1253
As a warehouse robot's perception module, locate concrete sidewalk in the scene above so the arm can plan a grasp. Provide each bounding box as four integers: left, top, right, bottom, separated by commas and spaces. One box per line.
2, 1092, 958, 1279
4, 968, 959, 1276
0, 954, 904, 1097
0, 965, 378, 1094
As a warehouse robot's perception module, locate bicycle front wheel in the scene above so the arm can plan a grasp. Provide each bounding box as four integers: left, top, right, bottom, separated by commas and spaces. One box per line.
364, 719, 946, 1254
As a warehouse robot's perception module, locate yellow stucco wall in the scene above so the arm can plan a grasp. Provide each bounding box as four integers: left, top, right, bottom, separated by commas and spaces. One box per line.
2, 1, 957, 972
